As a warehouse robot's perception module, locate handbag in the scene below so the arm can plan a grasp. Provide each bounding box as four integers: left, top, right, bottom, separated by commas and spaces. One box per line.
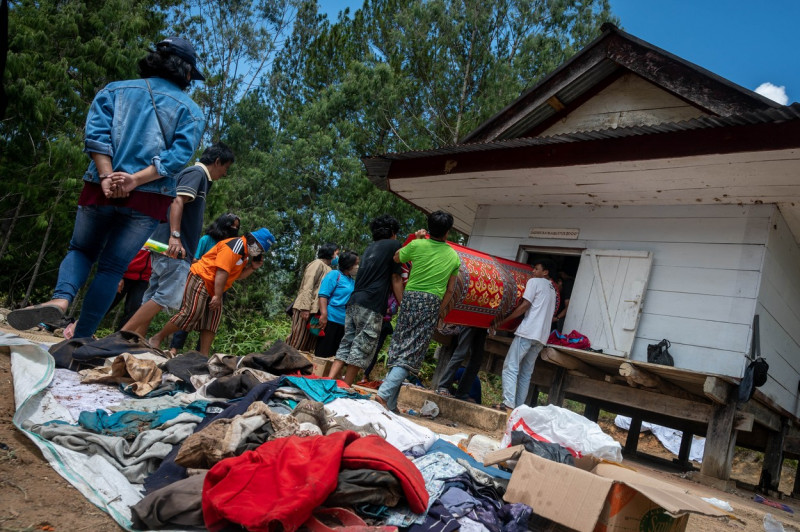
647, 339, 674, 366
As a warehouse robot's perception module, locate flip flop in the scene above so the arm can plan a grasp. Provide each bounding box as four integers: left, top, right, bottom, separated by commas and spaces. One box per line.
491, 403, 513, 413
436, 388, 454, 398
7, 304, 65, 331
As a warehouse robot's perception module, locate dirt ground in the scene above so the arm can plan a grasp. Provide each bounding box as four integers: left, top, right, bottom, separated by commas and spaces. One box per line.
1, 337, 800, 532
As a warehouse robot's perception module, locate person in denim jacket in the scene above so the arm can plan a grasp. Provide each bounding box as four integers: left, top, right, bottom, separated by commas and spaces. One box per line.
9, 37, 205, 338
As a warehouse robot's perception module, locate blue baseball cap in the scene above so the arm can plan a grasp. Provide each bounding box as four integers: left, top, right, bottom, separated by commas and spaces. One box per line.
252, 228, 276, 252
156, 36, 205, 81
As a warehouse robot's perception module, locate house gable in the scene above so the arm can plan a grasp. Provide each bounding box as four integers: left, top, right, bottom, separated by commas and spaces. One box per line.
537, 72, 710, 137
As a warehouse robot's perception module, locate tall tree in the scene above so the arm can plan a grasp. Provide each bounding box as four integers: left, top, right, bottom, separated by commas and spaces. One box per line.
169, 0, 299, 141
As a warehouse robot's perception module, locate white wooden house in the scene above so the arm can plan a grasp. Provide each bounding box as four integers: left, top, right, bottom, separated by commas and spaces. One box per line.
364, 24, 800, 483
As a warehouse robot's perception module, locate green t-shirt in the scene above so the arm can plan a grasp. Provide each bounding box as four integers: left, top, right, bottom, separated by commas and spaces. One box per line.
398, 238, 461, 298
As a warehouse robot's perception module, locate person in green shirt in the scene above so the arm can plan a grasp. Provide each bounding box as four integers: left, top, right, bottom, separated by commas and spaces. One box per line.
374, 211, 461, 412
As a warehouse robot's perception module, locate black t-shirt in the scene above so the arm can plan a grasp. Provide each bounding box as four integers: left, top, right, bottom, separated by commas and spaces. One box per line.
150, 165, 211, 261
349, 238, 403, 314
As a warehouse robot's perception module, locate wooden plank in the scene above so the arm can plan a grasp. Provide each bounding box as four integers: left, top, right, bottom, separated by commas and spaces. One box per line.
703, 377, 733, 405
644, 291, 756, 325
629, 338, 746, 378
560, 374, 714, 424
476, 203, 775, 222
619, 362, 701, 401
636, 313, 752, 353
699, 400, 738, 481
646, 266, 761, 299
739, 400, 782, 432
540, 347, 608, 380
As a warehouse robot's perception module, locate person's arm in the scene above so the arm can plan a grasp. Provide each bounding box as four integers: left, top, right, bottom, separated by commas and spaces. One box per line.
209, 269, 229, 311
439, 275, 457, 320
166, 195, 187, 259
295, 261, 322, 319
317, 296, 329, 330
237, 255, 263, 281
391, 273, 404, 305
492, 299, 532, 331
106, 165, 161, 198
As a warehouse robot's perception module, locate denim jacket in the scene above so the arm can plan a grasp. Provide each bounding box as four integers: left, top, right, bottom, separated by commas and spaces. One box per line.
83, 77, 205, 197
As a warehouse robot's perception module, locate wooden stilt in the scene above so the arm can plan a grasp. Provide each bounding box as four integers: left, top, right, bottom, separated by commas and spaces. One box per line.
699, 400, 738, 481
584, 401, 600, 422
677, 430, 693, 468
625, 418, 642, 455
547, 367, 567, 407
759, 419, 788, 493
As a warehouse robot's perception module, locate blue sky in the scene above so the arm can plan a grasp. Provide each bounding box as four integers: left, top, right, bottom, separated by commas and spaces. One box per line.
319, 0, 798, 104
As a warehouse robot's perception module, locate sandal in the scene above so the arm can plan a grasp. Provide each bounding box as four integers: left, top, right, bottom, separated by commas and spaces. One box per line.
491, 403, 513, 413
8, 304, 65, 331
436, 388, 454, 398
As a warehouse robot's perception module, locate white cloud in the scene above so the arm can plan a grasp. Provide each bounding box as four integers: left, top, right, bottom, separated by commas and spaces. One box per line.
755, 82, 789, 105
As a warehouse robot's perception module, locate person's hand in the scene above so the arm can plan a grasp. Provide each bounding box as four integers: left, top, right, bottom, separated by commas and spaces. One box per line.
107, 171, 138, 198
317, 313, 328, 330
167, 236, 185, 259
100, 176, 115, 198
300, 310, 310, 321
209, 295, 222, 311
250, 255, 264, 269
414, 228, 428, 239
117, 280, 124, 293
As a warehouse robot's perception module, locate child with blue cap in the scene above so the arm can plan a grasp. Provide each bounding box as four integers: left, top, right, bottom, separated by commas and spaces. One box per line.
149, 228, 274, 355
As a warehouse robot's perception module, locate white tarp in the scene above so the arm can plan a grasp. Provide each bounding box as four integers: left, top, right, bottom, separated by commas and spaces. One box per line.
5, 332, 146, 530
614, 414, 705, 463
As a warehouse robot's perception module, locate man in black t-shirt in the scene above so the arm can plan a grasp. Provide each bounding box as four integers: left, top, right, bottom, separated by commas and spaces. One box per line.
122, 143, 235, 337
327, 215, 404, 385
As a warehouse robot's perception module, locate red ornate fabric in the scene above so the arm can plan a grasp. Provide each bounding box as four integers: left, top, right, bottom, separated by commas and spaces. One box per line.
442, 242, 535, 329
399, 236, 536, 329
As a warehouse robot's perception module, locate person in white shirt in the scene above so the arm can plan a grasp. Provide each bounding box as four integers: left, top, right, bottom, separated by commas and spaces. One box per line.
490, 258, 557, 411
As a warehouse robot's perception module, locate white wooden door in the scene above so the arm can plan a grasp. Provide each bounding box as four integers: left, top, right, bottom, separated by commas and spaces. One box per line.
563, 249, 653, 357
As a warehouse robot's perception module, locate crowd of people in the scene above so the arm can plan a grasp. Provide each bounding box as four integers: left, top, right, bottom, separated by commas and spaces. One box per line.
8, 34, 564, 413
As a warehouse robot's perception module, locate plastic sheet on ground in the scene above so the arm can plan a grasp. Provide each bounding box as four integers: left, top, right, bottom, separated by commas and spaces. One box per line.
614, 415, 705, 463
501, 404, 623, 462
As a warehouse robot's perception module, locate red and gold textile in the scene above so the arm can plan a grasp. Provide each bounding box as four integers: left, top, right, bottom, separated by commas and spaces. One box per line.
399, 236, 535, 329
442, 242, 534, 329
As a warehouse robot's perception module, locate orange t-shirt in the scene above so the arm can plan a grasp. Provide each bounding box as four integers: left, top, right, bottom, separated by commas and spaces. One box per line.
190, 236, 248, 296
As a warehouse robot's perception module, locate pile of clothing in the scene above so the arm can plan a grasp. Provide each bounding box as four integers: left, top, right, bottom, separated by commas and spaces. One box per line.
29, 335, 531, 530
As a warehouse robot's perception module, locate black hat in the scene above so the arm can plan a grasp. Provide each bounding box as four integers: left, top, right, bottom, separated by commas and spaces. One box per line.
156, 36, 205, 81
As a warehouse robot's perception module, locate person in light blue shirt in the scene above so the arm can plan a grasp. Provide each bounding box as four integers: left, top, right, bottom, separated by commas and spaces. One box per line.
9, 37, 205, 338
315, 251, 359, 358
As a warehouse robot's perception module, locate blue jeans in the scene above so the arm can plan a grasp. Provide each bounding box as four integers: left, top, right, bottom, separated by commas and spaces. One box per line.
54, 205, 159, 338
377, 366, 410, 411
502, 336, 544, 408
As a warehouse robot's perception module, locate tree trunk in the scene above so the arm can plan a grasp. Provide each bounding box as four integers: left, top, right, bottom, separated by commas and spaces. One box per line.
22, 192, 62, 307
0, 194, 24, 262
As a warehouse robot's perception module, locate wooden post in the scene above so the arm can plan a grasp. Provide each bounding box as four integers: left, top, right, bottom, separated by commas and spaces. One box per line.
759, 419, 788, 493
547, 367, 567, 407
625, 418, 642, 455
584, 401, 600, 422
677, 431, 693, 468
699, 400, 738, 481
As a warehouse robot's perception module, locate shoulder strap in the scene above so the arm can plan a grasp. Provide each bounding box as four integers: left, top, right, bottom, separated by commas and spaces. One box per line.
144, 79, 170, 148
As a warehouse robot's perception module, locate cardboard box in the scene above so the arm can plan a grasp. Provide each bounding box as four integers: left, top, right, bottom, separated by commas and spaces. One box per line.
485, 446, 726, 532
298, 351, 333, 377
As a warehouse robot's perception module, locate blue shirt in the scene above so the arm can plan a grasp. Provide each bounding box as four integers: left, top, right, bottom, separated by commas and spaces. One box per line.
318, 270, 355, 325
83, 77, 205, 197
195, 234, 217, 259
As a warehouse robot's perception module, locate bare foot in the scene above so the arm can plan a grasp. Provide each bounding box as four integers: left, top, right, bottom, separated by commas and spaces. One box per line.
372, 394, 389, 410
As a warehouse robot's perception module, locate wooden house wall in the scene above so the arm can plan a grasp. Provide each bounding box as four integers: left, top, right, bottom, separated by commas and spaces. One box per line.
467, 203, 773, 380
756, 209, 800, 415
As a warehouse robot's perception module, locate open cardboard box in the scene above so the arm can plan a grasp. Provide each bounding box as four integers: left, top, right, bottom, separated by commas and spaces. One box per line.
484, 446, 728, 532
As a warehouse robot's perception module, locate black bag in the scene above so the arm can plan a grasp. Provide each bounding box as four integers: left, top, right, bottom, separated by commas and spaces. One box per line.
738, 357, 769, 402
647, 339, 674, 366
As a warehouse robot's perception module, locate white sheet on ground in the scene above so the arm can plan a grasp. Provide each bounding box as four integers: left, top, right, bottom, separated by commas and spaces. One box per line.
3, 332, 186, 531
614, 414, 705, 462
325, 397, 436, 455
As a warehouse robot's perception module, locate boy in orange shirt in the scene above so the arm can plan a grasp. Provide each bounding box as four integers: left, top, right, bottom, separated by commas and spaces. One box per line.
149, 228, 275, 355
